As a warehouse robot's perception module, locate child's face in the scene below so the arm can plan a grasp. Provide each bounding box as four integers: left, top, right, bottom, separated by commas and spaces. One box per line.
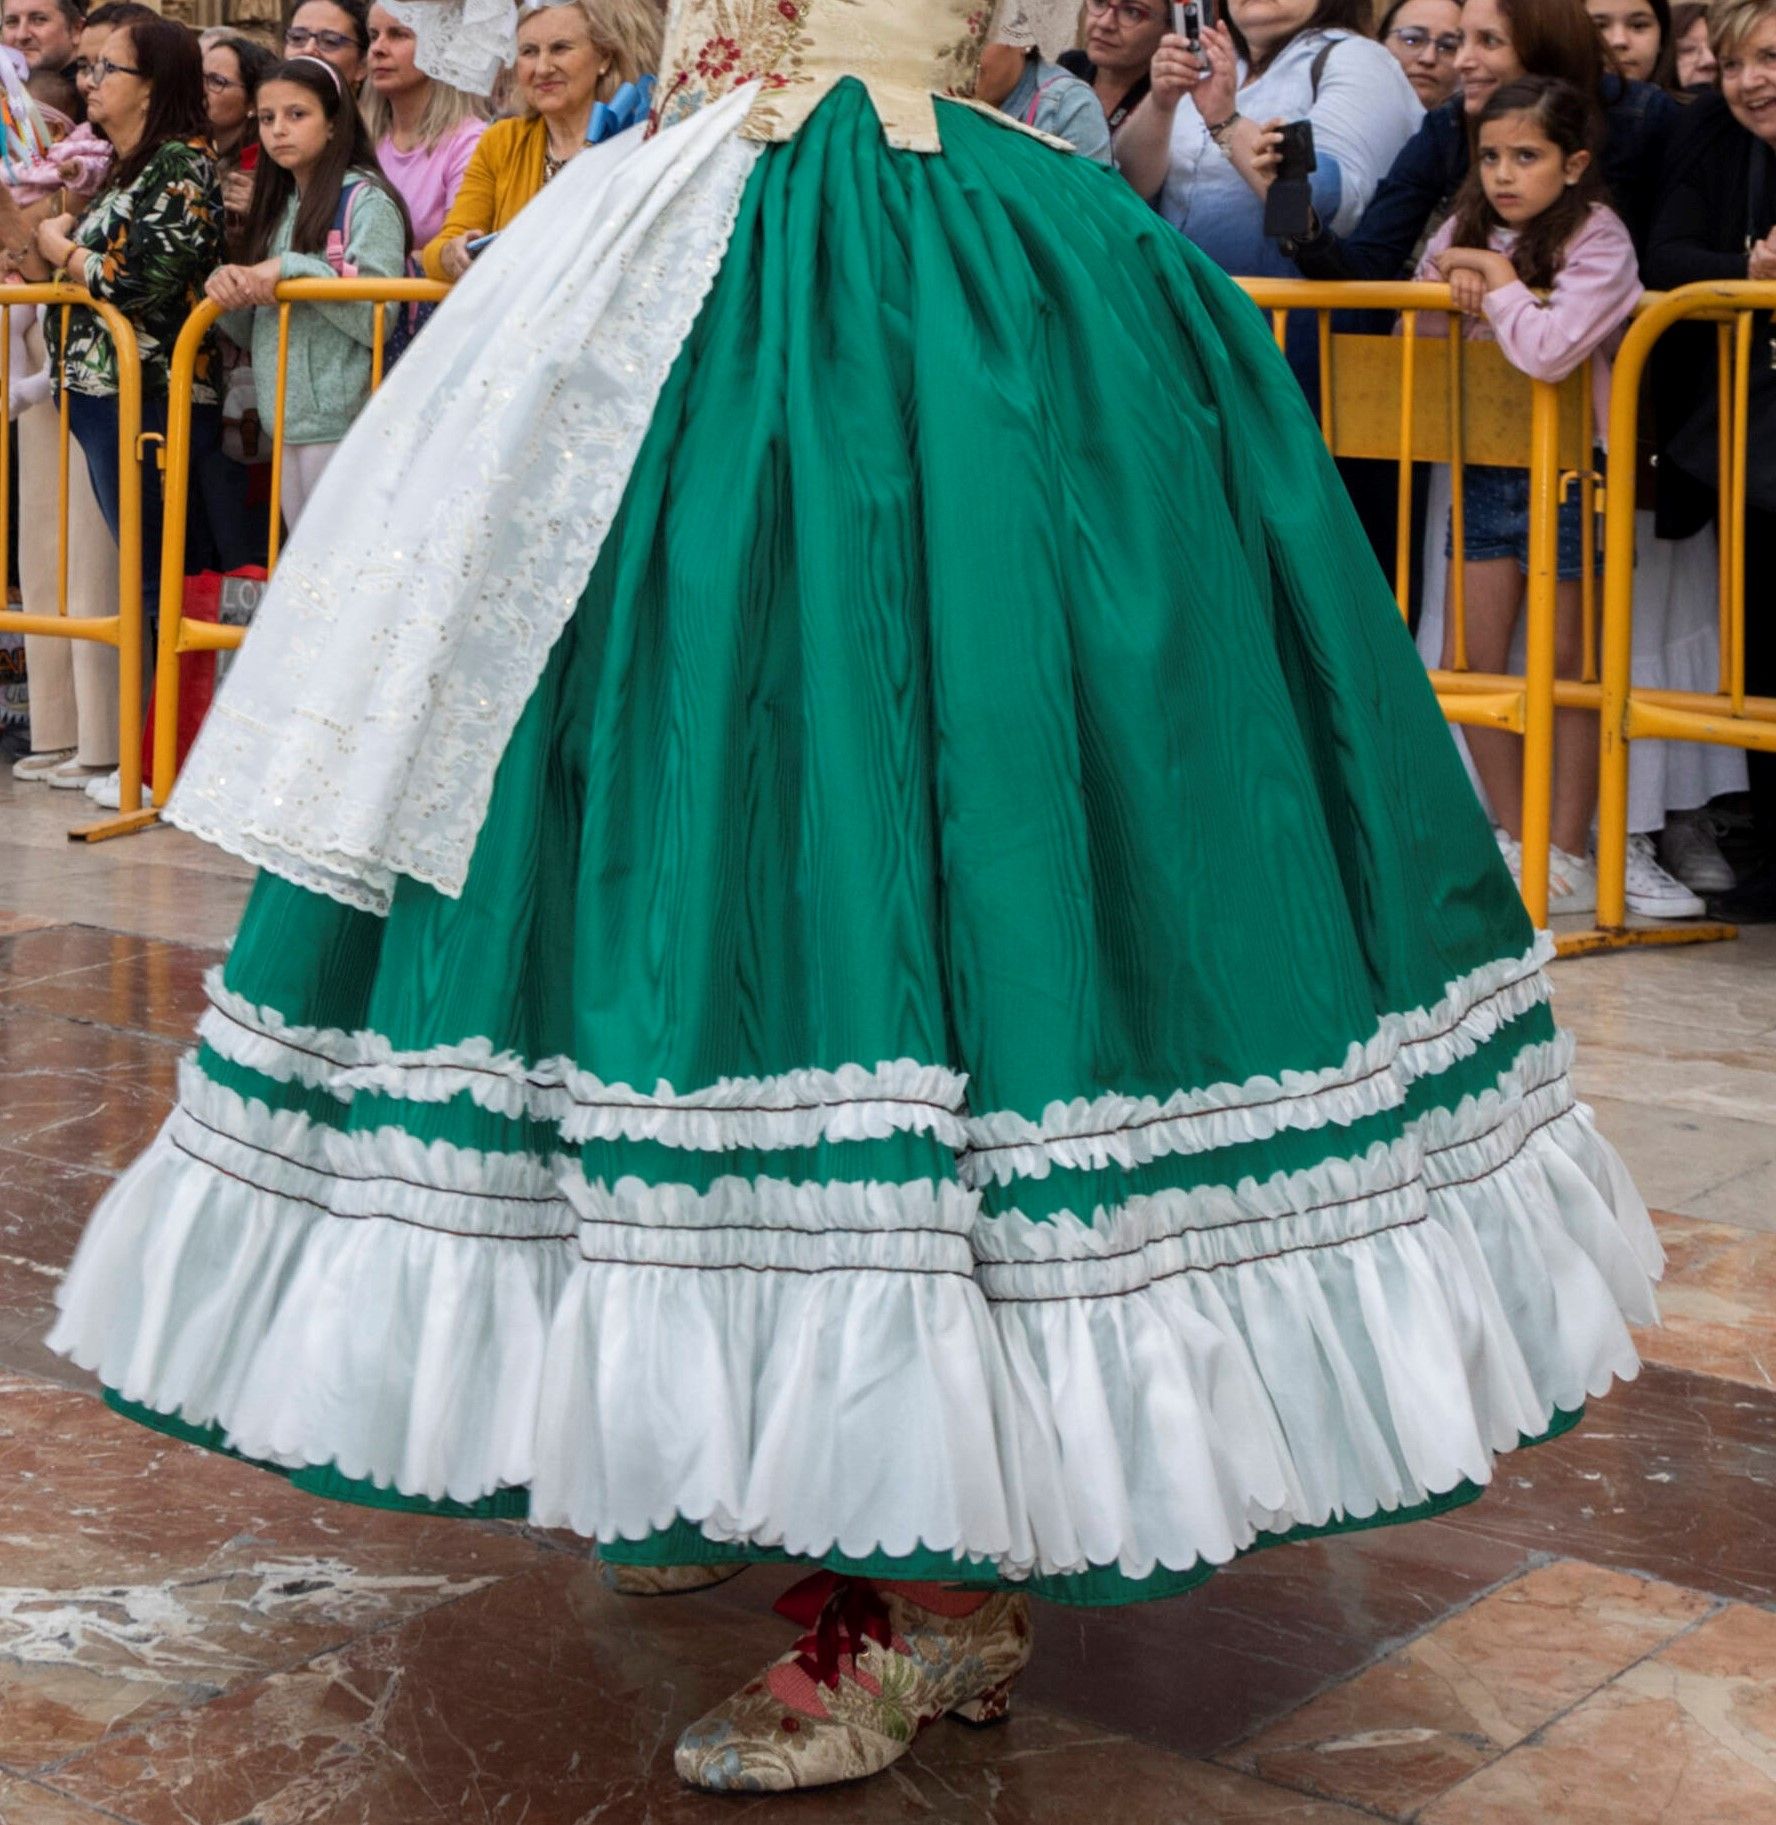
1476, 113, 1587, 228
256, 79, 333, 177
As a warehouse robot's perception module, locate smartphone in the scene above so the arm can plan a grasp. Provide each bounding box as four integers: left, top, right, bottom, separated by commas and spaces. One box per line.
1171, 0, 1216, 48
465, 233, 498, 259
1262, 120, 1317, 241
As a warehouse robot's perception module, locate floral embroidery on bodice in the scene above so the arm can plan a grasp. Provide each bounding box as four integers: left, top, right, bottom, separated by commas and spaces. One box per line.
655, 0, 1000, 152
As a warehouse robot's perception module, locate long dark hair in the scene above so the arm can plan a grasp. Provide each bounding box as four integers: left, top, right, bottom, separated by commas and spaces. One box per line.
1225, 0, 1373, 73
1496, 0, 1607, 96
242, 57, 411, 261
1448, 76, 1606, 287
105, 15, 210, 193
211, 34, 280, 157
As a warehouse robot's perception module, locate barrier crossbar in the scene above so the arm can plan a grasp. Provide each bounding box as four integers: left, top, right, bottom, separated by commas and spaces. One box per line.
0, 284, 148, 838
148, 277, 449, 811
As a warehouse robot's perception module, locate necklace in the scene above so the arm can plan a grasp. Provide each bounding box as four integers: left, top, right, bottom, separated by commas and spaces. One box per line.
543, 144, 575, 183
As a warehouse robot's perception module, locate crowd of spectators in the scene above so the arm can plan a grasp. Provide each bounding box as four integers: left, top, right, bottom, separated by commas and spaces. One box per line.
4, 0, 1772, 916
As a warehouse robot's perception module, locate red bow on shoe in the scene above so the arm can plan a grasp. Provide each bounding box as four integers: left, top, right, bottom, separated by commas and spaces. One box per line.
773, 1572, 894, 1690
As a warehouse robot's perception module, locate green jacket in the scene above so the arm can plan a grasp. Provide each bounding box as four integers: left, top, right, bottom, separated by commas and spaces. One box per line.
222, 175, 407, 446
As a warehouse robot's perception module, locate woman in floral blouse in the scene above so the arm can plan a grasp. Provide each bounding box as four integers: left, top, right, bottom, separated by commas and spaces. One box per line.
27, 13, 223, 642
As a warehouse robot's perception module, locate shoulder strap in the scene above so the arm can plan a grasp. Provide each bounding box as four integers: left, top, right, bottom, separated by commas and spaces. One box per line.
330, 174, 362, 243
1308, 36, 1336, 103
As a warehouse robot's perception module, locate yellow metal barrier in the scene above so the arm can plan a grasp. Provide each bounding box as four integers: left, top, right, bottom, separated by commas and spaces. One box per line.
1592, 280, 1776, 945
147, 277, 448, 811
1237, 280, 1593, 931
0, 284, 148, 838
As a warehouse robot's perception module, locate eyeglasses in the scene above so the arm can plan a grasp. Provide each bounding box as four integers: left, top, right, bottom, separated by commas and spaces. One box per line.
284, 26, 357, 54
203, 72, 244, 92
1084, 0, 1157, 26
1386, 26, 1464, 56
91, 57, 143, 84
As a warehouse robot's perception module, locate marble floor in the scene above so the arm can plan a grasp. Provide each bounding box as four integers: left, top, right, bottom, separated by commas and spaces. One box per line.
1, 770, 1773, 1824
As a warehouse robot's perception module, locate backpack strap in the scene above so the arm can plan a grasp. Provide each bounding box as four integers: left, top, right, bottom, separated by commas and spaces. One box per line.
324, 176, 362, 278
1308, 36, 1337, 103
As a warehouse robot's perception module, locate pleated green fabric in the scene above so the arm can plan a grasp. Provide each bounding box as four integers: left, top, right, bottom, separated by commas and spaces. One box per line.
92, 85, 1611, 1604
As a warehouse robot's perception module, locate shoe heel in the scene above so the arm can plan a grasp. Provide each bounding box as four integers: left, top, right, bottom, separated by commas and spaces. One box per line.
950, 1673, 1019, 1728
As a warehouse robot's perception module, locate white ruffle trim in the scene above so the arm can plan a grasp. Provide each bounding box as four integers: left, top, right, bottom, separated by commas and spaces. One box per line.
52, 1026, 1659, 1578
197, 971, 970, 1151
195, 937, 1555, 1172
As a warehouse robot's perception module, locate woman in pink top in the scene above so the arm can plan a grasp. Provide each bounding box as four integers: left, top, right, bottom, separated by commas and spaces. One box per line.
1414, 75, 1640, 907
361, 1, 487, 248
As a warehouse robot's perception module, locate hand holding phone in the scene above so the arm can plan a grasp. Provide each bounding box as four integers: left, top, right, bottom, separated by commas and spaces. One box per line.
1262, 119, 1317, 240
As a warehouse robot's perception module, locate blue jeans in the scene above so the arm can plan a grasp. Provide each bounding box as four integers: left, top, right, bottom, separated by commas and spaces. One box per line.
66, 390, 224, 638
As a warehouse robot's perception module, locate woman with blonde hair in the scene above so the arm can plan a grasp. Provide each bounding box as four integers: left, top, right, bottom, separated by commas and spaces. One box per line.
422, 0, 660, 279
362, 2, 488, 248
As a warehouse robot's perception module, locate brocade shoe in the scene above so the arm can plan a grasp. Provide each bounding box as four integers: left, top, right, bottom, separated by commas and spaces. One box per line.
674, 1574, 1033, 1793
598, 1558, 747, 1597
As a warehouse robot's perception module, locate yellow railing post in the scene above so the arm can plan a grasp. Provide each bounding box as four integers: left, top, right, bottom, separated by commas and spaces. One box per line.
0, 283, 151, 839
1517, 378, 1559, 930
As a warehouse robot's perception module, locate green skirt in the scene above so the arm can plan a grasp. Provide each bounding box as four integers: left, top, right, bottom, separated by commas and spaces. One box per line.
52, 85, 1659, 1606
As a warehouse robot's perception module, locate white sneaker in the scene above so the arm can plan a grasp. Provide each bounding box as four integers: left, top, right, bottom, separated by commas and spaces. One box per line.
83, 769, 122, 810
11, 747, 73, 780
44, 758, 114, 791
1657, 812, 1735, 895
1547, 845, 1599, 916
1625, 833, 1706, 919
1495, 828, 1524, 885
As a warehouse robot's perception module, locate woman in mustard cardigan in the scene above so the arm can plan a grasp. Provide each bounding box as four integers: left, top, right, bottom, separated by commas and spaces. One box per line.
422, 0, 661, 280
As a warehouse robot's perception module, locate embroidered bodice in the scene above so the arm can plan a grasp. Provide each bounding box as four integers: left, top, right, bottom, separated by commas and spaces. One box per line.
388, 0, 1034, 153
654, 0, 994, 151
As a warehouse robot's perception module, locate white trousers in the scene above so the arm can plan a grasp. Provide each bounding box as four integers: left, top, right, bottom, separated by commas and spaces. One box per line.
20, 330, 122, 765
1415, 467, 1747, 835
278, 441, 341, 532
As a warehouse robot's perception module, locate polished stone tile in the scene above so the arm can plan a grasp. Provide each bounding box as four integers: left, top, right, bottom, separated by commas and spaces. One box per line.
0, 847, 250, 951
0, 925, 217, 1041
1420, 1603, 1776, 1824
1220, 1561, 1714, 1817
0, 1009, 178, 1172
0, 1779, 114, 1823
0, 1146, 110, 1387
1581, 1094, 1776, 1230
1637, 1213, 1776, 1391
1436, 1365, 1776, 1607
1028, 1521, 1534, 1760
1687, 1157, 1776, 1233
39, 1556, 1374, 1825
1568, 1023, 1776, 1131
1551, 926, 1776, 1041
0, 1378, 552, 1774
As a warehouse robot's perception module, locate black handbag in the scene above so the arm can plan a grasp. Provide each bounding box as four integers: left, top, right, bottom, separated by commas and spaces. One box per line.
1665, 138, 1776, 514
